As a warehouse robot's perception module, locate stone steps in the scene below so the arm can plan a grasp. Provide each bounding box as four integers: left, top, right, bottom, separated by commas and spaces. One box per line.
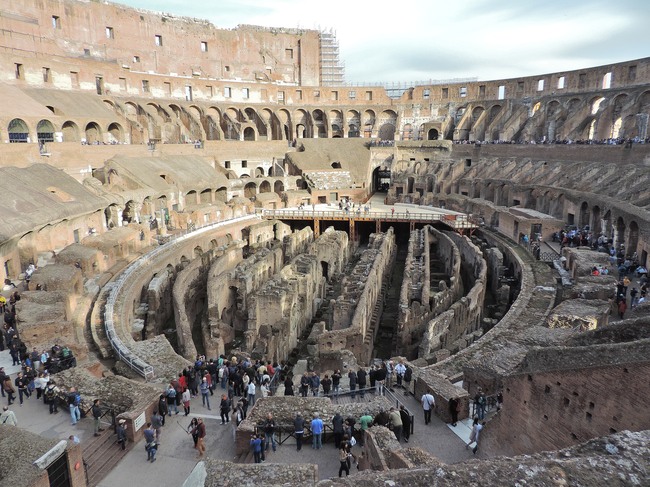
83, 428, 133, 487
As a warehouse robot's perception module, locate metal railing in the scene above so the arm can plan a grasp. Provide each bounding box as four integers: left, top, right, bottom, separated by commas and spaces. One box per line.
469, 394, 498, 419
103, 214, 260, 380
258, 208, 471, 225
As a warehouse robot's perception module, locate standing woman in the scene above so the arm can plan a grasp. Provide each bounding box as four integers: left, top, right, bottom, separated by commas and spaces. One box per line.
182, 387, 191, 416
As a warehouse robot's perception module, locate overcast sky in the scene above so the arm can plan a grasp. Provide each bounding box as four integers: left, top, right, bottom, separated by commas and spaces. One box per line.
117, 0, 650, 84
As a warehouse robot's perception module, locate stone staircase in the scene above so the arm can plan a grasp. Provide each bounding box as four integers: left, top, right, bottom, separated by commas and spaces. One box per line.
83, 428, 133, 487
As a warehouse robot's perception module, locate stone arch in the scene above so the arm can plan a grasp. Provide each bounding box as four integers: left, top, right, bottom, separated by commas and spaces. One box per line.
259, 180, 271, 193
347, 109, 361, 137
378, 123, 395, 140
193, 246, 203, 259
107, 122, 124, 143
615, 216, 626, 247
62, 121, 80, 142
312, 109, 327, 138
186, 190, 198, 205
294, 109, 310, 138
122, 200, 137, 223
8, 118, 30, 143
215, 187, 228, 203
579, 201, 590, 228
255, 166, 265, 178
243, 126, 256, 141
200, 189, 212, 204
274, 180, 284, 194
85, 122, 102, 143
427, 128, 439, 140
362, 109, 376, 138
628, 221, 639, 257
36, 119, 55, 143
591, 205, 602, 235
277, 109, 292, 141
603, 210, 612, 239
244, 182, 257, 198
105, 203, 120, 228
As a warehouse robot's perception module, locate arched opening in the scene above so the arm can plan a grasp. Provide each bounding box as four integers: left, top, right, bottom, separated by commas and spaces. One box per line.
62, 121, 80, 142
122, 200, 137, 224
373, 166, 391, 192
378, 123, 395, 140
105, 204, 120, 229
193, 246, 203, 259
215, 187, 228, 203
579, 202, 589, 228
628, 221, 639, 257
603, 210, 612, 240
186, 190, 198, 205
259, 181, 271, 193
244, 182, 257, 198
243, 127, 256, 141
427, 128, 439, 140
321, 261, 329, 280
36, 120, 55, 143
85, 122, 102, 144
8, 118, 29, 143
407, 176, 415, 194
255, 167, 264, 177
615, 217, 626, 248
107, 122, 124, 143
274, 180, 284, 194
592, 205, 602, 235
200, 189, 212, 204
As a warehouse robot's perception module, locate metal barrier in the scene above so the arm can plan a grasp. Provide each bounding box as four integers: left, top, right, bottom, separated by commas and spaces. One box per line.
103, 214, 260, 381
257, 208, 470, 225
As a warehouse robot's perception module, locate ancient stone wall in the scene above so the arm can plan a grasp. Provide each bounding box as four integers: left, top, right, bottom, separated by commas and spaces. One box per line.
322, 229, 395, 364
282, 226, 314, 264
399, 227, 462, 358
482, 340, 650, 456
418, 232, 486, 359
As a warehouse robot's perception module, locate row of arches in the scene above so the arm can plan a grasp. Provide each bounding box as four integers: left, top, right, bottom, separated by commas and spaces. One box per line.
108, 99, 399, 144
5, 118, 125, 144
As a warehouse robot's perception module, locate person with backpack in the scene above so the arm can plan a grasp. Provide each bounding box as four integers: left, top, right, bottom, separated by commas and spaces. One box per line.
44, 381, 59, 414
68, 387, 81, 425
200, 377, 211, 410
421, 392, 435, 425
165, 384, 178, 415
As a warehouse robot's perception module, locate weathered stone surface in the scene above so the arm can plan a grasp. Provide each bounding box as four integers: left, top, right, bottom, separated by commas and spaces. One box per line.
546, 298, 611, 331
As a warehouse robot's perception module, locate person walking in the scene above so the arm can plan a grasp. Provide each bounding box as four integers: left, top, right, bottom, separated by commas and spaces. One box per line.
219, 394, 231, 425
182, 388, 191, 416
143, 423, 157, 462
67, 387, 81, 425
3, 374, 15, 405
332, 412, 344, 448
191, 417, 206, 458
294, 412, 305, 451
200, 378, 211, 410
44, 381, 59, 414
467, 417, 484, 454
421, 391, 435, 425
116, 419, 127, 450
449, 397, 459, 426
311, 412, 324, 449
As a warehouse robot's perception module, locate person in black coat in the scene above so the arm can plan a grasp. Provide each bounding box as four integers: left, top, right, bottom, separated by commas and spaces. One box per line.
157, 394, 168, 425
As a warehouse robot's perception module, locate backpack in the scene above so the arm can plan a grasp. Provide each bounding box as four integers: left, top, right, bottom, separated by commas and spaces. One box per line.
73, 393, 81, 406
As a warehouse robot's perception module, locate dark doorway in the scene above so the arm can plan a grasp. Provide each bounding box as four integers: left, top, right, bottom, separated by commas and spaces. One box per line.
47, 454, 71, 487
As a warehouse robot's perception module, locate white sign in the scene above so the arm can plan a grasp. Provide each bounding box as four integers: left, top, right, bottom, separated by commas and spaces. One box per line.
134, 412, 146, 432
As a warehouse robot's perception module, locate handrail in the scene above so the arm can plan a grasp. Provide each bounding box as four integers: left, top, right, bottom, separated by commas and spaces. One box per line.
103, 213, 260, 380
258, 208, 470, 223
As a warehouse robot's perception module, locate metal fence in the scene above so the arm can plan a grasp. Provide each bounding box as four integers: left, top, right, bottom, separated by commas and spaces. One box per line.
103, 214, 259, 380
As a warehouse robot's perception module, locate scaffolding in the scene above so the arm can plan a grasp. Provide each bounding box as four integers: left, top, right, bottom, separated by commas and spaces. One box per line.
320, 29, 345, 86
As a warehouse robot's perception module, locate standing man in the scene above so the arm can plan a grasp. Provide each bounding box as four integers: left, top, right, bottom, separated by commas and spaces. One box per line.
332, 370, 342, 397
348, 369, 357, 399
389, 407, 403, 442
394, 361, 406, 388
44, 381, 59, 414
357, 368, 367, 398
2, 371, 15, 405
311, 412, 324, 450
421, 391, 435, 425
449, 397, 459, 426
116, 419, 127, 450
294, 412, 305, 451
263, 412, 277, 453
92, 399, 104, 436
358, 411, 373, 447
151, 410, 163, 443
247, 380, 256, 406
68, 387, 81, 425
332, 412, 344, 448
399, 405, 411, 443
14, 372, 30, 405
